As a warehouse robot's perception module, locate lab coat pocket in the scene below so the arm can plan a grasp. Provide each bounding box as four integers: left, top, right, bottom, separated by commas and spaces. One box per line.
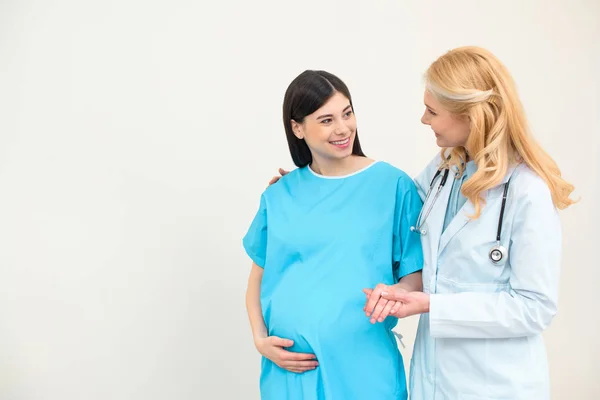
436, 275, 510, 294
438, 239, 512, 285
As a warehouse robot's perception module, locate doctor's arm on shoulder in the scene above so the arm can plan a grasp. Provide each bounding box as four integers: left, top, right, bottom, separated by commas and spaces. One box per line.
383, 181, 562, 339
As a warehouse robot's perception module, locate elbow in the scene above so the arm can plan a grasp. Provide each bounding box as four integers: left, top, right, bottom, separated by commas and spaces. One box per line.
414, 272, 424, 292
517, 296, 558, 335
399, 270, 423, 292
537, 303, 558, 332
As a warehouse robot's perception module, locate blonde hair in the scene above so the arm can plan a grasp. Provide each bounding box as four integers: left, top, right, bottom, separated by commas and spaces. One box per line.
425, 46, 576, 218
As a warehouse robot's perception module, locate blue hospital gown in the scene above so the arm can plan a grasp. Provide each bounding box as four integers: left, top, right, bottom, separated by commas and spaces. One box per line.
243, 161, 423, 400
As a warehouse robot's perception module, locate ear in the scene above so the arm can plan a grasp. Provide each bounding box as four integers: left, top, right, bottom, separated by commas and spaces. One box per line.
291, 120, 304, 140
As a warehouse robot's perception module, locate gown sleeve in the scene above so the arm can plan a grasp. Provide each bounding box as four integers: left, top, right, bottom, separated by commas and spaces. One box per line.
242, 194, 268, 268
392, 174, 424, 280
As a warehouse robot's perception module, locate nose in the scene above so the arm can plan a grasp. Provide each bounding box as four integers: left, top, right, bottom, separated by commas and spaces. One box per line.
334, 120, 351, 136
421, 111, 430, 126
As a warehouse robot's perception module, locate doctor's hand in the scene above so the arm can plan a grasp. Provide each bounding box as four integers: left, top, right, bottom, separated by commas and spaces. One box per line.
267, 168, 290, 186
363, 284, 407, 324
254, 336, 318, 373
380, 290, 430, 318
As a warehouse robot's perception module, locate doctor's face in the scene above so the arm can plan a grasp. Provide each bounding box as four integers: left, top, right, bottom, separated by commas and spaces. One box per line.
291, 91, 357, 163
421, 90, 470, 149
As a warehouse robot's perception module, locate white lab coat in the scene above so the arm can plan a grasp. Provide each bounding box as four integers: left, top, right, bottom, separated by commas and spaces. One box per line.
409, 154, 561, 400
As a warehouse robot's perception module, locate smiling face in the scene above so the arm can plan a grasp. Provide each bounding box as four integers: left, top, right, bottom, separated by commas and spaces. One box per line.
291, 91, 357, 163
421, 90, 471, 149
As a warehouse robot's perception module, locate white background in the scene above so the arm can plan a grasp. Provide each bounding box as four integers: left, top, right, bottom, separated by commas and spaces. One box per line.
0, 0, 598, 399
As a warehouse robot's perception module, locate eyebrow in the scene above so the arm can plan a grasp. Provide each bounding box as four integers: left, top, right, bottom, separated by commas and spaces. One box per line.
316, 105, 352, 120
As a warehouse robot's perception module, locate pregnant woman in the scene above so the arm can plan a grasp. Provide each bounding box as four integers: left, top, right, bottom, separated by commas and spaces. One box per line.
243, 70, 424, 399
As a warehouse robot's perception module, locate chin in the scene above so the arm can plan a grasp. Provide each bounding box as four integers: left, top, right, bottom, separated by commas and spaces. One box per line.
333, 149, 353, 160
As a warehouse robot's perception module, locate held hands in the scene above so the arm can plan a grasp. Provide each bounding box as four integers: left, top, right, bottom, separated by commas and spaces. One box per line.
363, 283, 430, 323
363, 284, 407, 323
254, 336, 318, 373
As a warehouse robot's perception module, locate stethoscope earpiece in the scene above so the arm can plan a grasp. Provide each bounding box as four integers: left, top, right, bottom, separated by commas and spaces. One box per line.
410, 226, 427, 235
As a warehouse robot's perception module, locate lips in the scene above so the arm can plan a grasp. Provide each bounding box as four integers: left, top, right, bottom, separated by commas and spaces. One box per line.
330, 138, 350, 145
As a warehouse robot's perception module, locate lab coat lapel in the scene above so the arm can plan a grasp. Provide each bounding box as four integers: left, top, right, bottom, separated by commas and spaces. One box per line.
436, 164, 517, 256
437, 161, 476, 255
437, 196, 478, 255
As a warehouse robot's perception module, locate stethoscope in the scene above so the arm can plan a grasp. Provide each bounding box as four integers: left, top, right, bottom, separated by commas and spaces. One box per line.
411, 167, 512, 264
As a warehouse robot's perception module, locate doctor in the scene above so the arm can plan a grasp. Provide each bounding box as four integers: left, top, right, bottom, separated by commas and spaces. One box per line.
365, 46, 576, 399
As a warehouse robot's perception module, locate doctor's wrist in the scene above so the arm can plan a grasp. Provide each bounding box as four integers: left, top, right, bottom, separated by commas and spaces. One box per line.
423, 295, 431, 313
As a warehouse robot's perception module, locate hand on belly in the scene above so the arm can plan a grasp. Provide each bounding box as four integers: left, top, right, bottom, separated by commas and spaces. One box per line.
255, 335, 319, 373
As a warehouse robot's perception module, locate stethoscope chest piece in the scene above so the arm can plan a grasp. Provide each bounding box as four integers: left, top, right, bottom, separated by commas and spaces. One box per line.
489, 243, 507, 264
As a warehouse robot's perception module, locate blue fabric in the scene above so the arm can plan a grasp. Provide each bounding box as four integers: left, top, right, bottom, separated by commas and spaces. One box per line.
442, 160, 476, 232
243, 161, 424, 400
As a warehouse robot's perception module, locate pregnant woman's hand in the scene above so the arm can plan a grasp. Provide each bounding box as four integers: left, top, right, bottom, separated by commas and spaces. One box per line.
255, 336, 318, 373
363, 284, 407, 323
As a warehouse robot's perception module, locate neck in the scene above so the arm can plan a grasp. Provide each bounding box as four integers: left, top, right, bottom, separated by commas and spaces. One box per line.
310, 155, 367, 176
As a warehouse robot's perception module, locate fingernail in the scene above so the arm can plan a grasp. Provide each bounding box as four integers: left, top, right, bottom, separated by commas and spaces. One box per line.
378, 317, 383, 322
382, 291, 388, 296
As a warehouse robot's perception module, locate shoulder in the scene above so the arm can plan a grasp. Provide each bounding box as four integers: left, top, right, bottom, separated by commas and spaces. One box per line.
372, 161, 415, 187
507, 163, 555, 209
260, 167, 306, 205
510, 164, 551, 198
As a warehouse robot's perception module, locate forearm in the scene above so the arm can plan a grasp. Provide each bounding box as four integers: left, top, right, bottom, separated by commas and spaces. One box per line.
429, 290, 557, 339
396, 270, 423, 292
246, 263, 268, 343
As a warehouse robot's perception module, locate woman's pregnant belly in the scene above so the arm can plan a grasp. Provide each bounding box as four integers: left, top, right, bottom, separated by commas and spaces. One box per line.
261, 264, 396, 357
259, 259, 405, 397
